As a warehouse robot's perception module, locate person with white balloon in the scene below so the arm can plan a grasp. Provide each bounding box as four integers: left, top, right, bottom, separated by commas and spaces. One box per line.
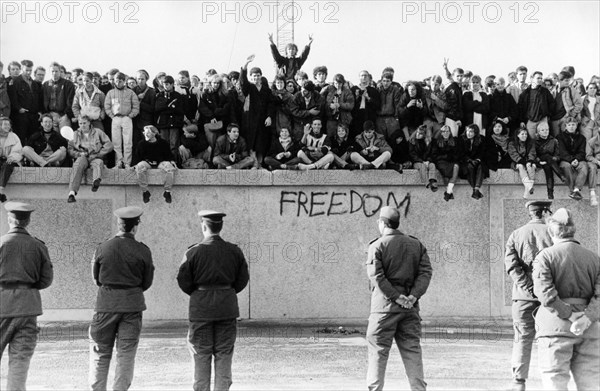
66, 115, 113, 203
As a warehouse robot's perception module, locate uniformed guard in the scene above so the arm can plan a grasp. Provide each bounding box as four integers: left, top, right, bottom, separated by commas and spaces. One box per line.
177, 210, 249, 391
533, 208, 600, 390
504, 200, 553, 391
365, 206, 432, 391
0, 201, 53, 390
89, 206, 154, 391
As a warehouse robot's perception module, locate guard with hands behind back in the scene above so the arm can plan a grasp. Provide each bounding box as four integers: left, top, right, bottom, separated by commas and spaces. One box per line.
365, 206, 432, 391
532, 208, 600, 390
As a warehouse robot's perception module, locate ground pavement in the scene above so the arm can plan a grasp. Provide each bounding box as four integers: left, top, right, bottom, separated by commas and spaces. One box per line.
0, 320, 578, 390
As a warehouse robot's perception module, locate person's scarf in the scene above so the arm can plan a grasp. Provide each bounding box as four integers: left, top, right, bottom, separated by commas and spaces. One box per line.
492, 133, 509, 152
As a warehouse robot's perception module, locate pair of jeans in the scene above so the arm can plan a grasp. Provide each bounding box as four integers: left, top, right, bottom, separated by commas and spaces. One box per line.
135, 161, 176, 191
111, 116, 133, 166
69, 156, 104, 192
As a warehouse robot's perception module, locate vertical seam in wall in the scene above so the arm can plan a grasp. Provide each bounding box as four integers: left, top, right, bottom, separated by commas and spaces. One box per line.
489, 184, 493, 318
247, 187, 252, 319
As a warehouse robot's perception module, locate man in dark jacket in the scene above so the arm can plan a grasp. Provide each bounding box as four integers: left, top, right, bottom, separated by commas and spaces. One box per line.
366, 206, 432, 391
212, 123, 257, 169
289, 81, 323, 142
557, 117, 588, 200
0, 202, 53, 391
177, 210, 249, 391
444, 67, 464, 137
10, 60, 43, 143
518, 71, 555, 139
504, 200, 553, 391
490, 77, 519, 135
155, 75, 185, 158
89, 206, 154, 391
42, 62, 75, 131
131, 125, 176, 203
21, 114, 68, 166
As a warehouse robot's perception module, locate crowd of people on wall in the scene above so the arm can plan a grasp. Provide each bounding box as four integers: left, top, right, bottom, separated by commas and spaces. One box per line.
0, 36, 599, 205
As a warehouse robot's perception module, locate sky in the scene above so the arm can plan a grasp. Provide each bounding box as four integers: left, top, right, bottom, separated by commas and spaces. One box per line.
1, 0, 599, 84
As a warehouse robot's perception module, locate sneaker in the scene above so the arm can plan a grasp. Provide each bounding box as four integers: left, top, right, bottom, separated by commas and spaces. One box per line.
443, 192, 452, 202
591, 195, 598, 207
142, 191, 151, 203
429, 180, 438, 192
67, 194, 76, 203
547, 189, 554, 200
568, 191, 577, 200
568, 191, 583, 201
91, 178, 101, 192
345, 163, 359, 170
472, 189, 483, 200
0, 193, 6, 203
163, 191, 172, 203
298, 163, 311, 171
360, 163, 375, 170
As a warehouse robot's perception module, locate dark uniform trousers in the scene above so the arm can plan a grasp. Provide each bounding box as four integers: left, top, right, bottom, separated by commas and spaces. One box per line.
89, 312, 143, 391
0, 316, 39, 391
511, 300, 539, 380
366, 309, 426, 391
187, 319, 237, 391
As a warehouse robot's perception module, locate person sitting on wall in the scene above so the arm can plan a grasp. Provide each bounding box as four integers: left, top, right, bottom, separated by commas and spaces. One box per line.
409, 125, 438, 191
430, 125, 461, 201
330, 123, 358, 170
557, 116, 588, 201
458, 124, 488, 200
263, 127, 301, 170
132, 125, 177, 204
67, 115, 113, 203
586, 132, 600, 206
535, 121, 564, 200
296, 117, 334, 171
486, 119, 512, 172
350, 120, 392, 170
21, 114, 68, 167
508, 126, 537, 199
0, 117, 23, 203
178, 123, 211, 169
212, 123, 257, 169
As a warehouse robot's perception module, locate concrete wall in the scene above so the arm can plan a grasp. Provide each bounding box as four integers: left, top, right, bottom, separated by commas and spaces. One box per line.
1, 167, 599, 322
